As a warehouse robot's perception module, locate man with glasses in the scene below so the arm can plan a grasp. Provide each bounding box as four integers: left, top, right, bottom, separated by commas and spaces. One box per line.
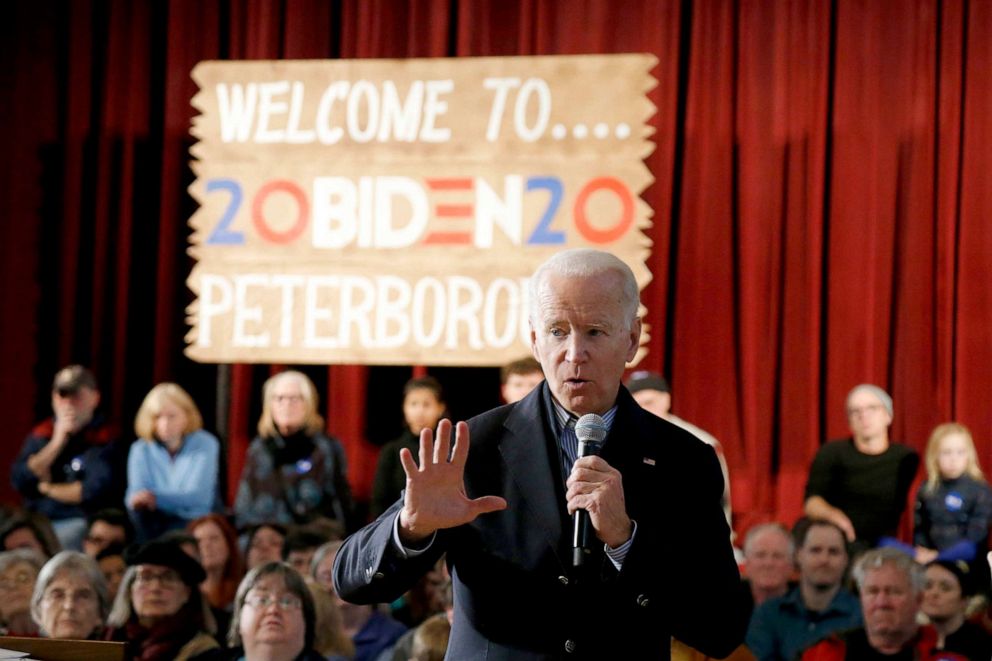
804, 385, 919, 555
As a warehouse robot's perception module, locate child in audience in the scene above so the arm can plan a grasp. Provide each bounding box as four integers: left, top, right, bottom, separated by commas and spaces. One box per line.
370, 376, 447, 518
914, 423, 992, 563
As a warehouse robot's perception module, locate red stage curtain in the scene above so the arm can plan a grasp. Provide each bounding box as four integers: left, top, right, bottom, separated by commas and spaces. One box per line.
2, 0, 990, 538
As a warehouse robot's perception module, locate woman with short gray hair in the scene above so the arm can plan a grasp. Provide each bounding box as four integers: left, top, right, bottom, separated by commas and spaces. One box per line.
31, 550, 108, 639
0, 548, 46, 636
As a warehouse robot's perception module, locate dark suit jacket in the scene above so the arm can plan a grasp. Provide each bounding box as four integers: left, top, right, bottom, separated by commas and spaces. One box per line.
334, 384, 748, 660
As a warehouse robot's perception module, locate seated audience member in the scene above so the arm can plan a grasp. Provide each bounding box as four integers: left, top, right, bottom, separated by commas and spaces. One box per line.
190, 514, 243, 612
82, 508, 132, 557
311, 540, 406, 661
801, 548, 967, 660
922, 560, 992, 659
30, 550, 109, 639
626, 371, 733, 526
385, 574, 453, 661
747, 519, 861, 661
127, 383, 220, 542
283, 528, 328, 577
804, 384, 919, 554
0, 513, 59, 557
0, 548, 46, 636
245, 523, 287, 570
370, 376, 446, 518
499, 357, 544, 404
106, 539, 219, 661
235, 371, 354, 531
389, 556, 447, 629
11, 365, 126, 550
913, 423, 992, 563
742, 523, 795, 609
191, 561, 326, 661
410, 612, 451, 661
96, 543, 126, 600
306, 578, 355, 661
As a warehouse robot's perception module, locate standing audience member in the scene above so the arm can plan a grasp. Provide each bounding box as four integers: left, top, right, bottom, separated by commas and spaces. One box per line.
191, 562, 326, 661
106, 539, 219, 661
82, 508, 132, 557
235, 371, 354, 531
921, 560, 992, 659
742, 523, 795, 609
804, 384, 919, 554
11, 365, 125, 550
370, 376, 447, 519
245, 523, 287, 570
747, 519, 860, 661
0, 513, 59, 557
801, 548, 967, 660
913, 423, 992, 563
626, 370, 733, 526
30, 550, 109, 639
499, 357, 544, 404
0, 548, 46, 636
127, 383, 220, 542
96, 543, 127, 600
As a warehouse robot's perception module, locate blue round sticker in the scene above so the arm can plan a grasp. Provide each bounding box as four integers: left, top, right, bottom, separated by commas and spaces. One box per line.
944, 491, 964, 512
295, 458, 313, 475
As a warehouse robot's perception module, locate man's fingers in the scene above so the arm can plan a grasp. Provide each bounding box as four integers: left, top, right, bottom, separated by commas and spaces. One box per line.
418, 427, 435, 468
470, 495, 508, 516
450, 421, 471, 467
434, 419, 452, 464
399, 447, 420, 478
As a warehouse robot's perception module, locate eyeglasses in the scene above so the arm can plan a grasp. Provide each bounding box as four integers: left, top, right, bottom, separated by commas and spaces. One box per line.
244, 592, 303, 611
43, 587, 97, 604
272, 394, 304, 404
847, 403, 885, 418
134, 569, 182, 587
0, 571, 34, 590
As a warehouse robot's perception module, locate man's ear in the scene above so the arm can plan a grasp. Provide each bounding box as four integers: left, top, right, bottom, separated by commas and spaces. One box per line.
625, 318, 642, 363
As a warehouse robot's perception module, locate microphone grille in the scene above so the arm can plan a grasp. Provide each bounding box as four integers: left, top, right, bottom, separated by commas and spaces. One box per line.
575, 413, 608, 444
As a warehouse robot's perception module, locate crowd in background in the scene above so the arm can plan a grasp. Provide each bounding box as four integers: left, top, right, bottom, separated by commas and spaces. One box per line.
3, 361, 992, 660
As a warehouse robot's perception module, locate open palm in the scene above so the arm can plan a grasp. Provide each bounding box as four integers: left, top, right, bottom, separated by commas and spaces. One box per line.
398, 419, 507, 543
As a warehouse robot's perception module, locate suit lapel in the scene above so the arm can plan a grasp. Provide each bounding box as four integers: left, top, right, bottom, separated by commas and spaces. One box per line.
497, 385, 569, 569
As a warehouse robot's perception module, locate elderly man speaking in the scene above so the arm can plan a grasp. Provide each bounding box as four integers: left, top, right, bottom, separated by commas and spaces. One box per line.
334, 249, 747, 660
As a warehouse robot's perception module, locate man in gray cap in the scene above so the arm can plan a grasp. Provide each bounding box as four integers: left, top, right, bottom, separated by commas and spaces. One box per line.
11, 365, 126, 551
804, 384, 919, 554
625, 371, 732, 527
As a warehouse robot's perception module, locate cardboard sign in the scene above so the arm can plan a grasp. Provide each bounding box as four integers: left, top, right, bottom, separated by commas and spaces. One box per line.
187, 54, 656, 365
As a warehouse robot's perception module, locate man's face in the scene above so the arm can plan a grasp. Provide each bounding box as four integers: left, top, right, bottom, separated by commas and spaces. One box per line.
501, 371, 544, 404
631, 389, 671, 419
51, 387, 100, 433
82, 521, 126, 557
796, 525, 848, 590
846, 389, 891, 441
530, 272, 640, 416
745, 530, 793, 591
860, 564, 921, 650
287, 548, 316, 577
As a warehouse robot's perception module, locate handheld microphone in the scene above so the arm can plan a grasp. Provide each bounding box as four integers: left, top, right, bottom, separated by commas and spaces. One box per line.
572, 413, 609, 567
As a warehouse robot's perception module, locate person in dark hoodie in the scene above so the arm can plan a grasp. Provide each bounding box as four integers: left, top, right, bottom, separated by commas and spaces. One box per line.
234, 371, 353, 532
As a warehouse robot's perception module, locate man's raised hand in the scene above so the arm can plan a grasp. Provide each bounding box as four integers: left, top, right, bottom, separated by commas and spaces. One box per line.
398, 419, 507, 543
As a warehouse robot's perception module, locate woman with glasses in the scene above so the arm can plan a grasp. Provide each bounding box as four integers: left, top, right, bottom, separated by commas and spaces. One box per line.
0, 548, 46, 636
234, 371, 353, 532
191, 561, 326, 661
30, 550, 108, 639
105, 539, 219, 660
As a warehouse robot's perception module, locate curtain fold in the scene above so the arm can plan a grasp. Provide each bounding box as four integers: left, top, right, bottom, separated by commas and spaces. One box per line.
2, 0, 989, 539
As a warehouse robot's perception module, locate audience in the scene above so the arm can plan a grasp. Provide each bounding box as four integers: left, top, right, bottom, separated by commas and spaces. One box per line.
234, 371, 354, 531
191, 562, 326, 661
190, 514, 244, 613
800, 548, 963, 660
82, 508, 133, 557
804, 384, 919, 554
305, 578, 355, 661
921, 560, 992, 658
282, 528, 329, 578
499, 356, 544, 404
11, 365, 126, 550
409, 612, 450, 661
0, 548, 46, 636
0, 513, 59, 557
746, 519, 860, 661
742, 523, 795, 609
127, 383, 220, 542
96, 542, 127, 600
245, 523, 287, 571
370, 376, 446, 518
30, 550, 109, 639
106, 539, 219, 660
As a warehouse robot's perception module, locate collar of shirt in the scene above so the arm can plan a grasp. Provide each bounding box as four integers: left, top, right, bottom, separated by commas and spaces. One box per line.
549, 398, 618, 437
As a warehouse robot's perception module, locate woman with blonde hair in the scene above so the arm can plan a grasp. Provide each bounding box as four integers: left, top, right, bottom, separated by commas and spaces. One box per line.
913, 422, 992, 563
127, 383, 220, 542
234, 371, 353, 531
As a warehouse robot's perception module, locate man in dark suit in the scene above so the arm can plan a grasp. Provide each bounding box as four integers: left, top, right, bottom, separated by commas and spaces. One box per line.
334, 249, 748, 659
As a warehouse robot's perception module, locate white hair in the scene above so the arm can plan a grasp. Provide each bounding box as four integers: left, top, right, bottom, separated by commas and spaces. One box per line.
528, 249, 640, 329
